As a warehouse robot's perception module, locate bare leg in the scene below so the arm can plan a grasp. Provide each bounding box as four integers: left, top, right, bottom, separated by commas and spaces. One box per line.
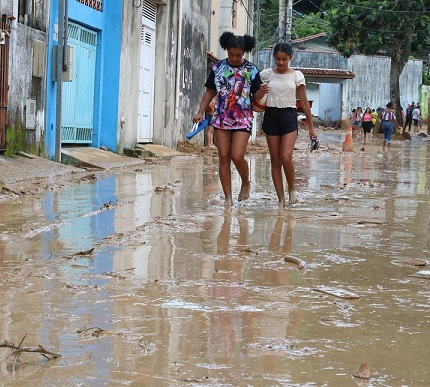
207, 125, 216, 147
230, 131, 251, 202
280, 131, 298, 204
266, 135, 285, 208
266, 130, 298, 206
214, 130, 233, 205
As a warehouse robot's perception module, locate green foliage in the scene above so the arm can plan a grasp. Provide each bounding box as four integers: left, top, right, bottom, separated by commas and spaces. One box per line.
423, 66, 430, 86
5, 124, 25, 157
323, 0, 430, 59
255, 1, 328, 49
292, 12, 329, 39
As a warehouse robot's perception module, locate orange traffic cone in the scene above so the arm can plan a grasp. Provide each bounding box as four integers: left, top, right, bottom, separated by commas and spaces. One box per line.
342, 126, 353, 152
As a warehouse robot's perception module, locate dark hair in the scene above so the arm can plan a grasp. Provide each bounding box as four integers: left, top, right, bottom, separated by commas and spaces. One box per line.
219, 32, 256, 53
273, 42, 294, 55
386, 101, 394, 108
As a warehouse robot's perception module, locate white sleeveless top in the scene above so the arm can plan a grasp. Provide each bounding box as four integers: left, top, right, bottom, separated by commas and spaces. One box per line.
260, 68, 306, 108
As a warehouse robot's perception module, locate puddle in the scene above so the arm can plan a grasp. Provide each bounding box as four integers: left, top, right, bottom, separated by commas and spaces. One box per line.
1, 133, 430, 385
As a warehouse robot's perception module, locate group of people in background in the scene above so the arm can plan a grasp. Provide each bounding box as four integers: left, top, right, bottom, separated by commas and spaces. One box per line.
402, 102, 422, 133
349, 101, 423, 146
349, 106, 380, 142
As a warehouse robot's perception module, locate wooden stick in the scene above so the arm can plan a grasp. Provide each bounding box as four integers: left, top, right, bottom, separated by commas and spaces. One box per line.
0, 340, 61, 359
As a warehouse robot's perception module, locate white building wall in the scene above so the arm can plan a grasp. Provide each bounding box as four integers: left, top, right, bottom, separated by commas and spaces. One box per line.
118, 0, 211, 151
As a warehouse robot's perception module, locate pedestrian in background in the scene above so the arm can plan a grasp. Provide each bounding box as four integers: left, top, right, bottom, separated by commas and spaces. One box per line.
205, 97, 216, 147
403, 103, 414, 133
193, 31, 265, 205
381, 101, 399, 151
361, 107, 373, 142
412, 104, 421, 133
259, 42, 317, 208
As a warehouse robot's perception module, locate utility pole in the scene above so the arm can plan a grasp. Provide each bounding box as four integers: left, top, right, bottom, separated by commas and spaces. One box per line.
286, 0, 293, 44
279, 0, 285, 41
255, 0, 261, 68
55, 0, 65, 162
218, 0, 233, 58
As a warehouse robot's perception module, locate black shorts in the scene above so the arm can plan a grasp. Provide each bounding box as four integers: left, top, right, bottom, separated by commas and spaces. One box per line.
214, 127, 251, 134
262, 107, 298, 136
362, 121, 373, 133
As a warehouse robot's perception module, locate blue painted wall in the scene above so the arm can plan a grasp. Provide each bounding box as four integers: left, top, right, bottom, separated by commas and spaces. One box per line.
46, 0, 122, 158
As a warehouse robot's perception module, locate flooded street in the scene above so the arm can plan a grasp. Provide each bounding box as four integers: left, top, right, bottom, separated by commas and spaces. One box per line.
1, 132, 429, 386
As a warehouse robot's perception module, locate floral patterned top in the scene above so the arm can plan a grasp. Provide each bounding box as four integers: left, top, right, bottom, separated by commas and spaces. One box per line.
205, 59, 262, 131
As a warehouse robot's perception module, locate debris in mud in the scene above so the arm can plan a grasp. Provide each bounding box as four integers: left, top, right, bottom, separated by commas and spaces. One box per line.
154, 180, 182, 194
0, 333, 61, 365
103, 267, 135, 279
356, 220, 383, 225
352, 362, 371, 380
74, 248, 95, 256
284, 255, 307, 269
240, 247, 259, 255
313, 286, 360, 299
76, 326, 106, 338
391, 258, 428, 267
406, 270, 430, 280
137, 339, 157, 355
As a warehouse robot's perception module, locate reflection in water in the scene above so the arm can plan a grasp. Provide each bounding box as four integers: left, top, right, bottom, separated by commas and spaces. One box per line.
1, 138, 430, 385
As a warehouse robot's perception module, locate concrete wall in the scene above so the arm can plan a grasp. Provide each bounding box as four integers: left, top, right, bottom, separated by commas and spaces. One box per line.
158, 0, 211, 149
5, 0, 49, 154
117, 1, 141, 153
420, 85, 429, 124
119, 0, 211, 151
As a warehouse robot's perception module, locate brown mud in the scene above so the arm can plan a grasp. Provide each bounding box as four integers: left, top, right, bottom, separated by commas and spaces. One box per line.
1, 128, 429, 386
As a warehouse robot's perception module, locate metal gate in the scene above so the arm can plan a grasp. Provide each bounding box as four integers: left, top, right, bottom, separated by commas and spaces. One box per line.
0, 14, 11, 152
61, 22, 97, 144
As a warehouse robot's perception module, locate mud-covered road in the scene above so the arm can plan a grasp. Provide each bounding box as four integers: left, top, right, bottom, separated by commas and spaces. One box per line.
1, 131, 429, 386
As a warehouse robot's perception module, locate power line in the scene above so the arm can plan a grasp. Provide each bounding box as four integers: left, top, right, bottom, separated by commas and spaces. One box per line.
343, 20, 429, 34
325, 0, 428, 14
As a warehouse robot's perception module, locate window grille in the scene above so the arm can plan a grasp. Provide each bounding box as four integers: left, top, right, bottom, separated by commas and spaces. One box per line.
76, 0, 103, 12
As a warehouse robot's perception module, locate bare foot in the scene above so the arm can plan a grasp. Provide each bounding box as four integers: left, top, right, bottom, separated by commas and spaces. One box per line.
238, 182, 251, 202
278, 199, 286, 209
224, 195, 233, 206
288, 191, 298, 205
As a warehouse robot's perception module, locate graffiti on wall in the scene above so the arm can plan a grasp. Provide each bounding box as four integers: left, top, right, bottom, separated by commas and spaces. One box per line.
181, 46, 192, 112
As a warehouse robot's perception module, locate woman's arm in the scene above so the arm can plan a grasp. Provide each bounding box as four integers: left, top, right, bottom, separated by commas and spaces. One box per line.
193, 89, 217, 123
297, 85, 317, 139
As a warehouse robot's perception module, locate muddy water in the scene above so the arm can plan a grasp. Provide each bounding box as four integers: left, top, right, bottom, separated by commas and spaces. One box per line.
1, 133, 429, 386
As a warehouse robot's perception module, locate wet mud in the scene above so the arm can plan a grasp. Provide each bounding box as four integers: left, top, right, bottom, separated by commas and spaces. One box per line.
1, 131, 429, 386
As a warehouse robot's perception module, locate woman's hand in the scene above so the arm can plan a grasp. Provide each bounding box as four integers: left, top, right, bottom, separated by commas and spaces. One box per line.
193, 112, 204, 123
259, 82, 270, 94
309, 125, 317, 140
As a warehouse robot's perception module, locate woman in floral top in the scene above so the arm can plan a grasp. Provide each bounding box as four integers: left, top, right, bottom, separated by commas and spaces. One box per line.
193, 32, 265, 205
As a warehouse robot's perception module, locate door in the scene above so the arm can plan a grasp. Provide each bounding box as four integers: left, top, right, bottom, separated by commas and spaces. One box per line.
62, 23, 97, 144
138, 0, 157, 143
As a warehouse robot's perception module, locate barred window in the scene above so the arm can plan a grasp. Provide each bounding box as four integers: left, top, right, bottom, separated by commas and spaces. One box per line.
76, 0, 103, 12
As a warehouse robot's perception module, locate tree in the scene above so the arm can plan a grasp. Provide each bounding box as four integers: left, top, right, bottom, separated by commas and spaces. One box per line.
255, 1, 327, 49
323, 0, 430, 125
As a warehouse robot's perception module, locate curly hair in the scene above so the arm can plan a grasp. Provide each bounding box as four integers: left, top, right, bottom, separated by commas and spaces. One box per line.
219, 31, 256, 53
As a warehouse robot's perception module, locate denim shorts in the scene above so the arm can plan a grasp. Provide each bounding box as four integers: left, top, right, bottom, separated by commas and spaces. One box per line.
382, 121, 394, 143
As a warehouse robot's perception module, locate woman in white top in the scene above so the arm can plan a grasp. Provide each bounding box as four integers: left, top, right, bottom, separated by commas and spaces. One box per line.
259, 43, 317, 207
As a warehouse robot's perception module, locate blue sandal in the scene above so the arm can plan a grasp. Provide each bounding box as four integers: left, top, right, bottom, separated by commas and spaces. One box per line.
186, 119, 208, 140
